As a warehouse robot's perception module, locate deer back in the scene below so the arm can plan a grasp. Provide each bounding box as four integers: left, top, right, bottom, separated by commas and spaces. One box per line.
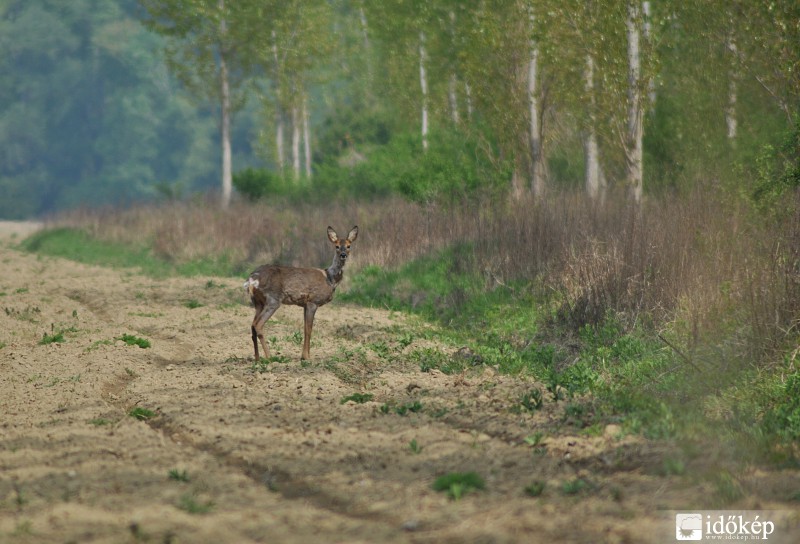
249, 265, 335, 307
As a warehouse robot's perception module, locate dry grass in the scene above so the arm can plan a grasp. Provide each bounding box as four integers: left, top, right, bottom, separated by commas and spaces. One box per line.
53, 187, 799, 362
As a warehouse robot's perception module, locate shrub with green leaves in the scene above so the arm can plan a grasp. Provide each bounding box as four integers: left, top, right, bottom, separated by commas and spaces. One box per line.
762, 371, 800, 442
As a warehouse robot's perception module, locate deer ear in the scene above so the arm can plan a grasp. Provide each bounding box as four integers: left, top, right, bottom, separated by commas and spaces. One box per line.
327, 226, 339, 243
347, 226, 359, 242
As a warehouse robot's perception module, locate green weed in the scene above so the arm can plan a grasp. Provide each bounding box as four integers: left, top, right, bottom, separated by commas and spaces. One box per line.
39, 331, 65, 345
177, 493, 214, 514
118, 334, 151, 349
523, 432, 545, 447
524, 481, 546, 497
520, 389, 543, 412
89, 417, 113, 426
409, 438, 423, 454
251, 355, 290, 372
128, 407, 156, 421
168, 469, 190, 482
562, 478, 590, 495
340, 392, 374, 404
184, 299, 203, 309
432, 472, 485, 500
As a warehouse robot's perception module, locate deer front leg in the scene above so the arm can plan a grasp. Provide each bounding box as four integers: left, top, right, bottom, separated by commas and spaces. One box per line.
302, 303, 318, 361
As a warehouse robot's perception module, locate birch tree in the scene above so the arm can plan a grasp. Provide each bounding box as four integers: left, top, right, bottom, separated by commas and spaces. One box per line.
141, 0, 244, 209
527, 4, 546, 197
625, 1, 644, 203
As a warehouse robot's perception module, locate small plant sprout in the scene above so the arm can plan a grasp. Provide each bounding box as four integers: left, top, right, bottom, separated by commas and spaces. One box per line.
523, 432, 545, 447
408, 439, 423, 454
562, 478, 590, 495
520, 389, 543, 411
432, 472, 485, 500
168, 469, 190, 482
178, 493, 213, 514
525, 481, 546, 497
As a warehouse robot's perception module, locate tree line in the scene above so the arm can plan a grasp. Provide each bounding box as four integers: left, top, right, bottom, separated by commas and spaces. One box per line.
1, 0, 797, 217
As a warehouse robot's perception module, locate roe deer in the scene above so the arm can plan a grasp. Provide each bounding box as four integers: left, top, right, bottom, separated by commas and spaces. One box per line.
244, 226, 359, 361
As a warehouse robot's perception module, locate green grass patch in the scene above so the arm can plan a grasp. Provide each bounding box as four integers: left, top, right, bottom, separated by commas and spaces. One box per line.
177, 493, 213, 514
432, 472, 485, 500
118, 334, 151, 349
251, 355, 290, 372
89, 417, 114, 426
524, 480, 546, 497
21, 227, 236, 278
168, 469, 190, 482
561, 478, 590, 495
340, 392, 374, 404
39, 331, 65, 345
184, 299, 204, 309
128, 407, 156, 421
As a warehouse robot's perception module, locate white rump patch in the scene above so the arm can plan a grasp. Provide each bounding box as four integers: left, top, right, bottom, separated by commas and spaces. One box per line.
244, 277, 259, 294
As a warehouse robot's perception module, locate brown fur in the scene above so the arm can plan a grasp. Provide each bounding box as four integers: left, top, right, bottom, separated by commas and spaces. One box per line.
245, 226, 358, 361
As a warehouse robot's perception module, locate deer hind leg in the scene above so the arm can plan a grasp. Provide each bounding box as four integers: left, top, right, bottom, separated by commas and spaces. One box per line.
251, 297, 280, 361
301, 303, 318, 361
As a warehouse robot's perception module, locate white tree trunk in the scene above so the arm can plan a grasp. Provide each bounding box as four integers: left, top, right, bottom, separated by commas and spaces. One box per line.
291, 104, 300, 180
275, 111, 285, 173
419, 31, 429, 151
465, 81, 473, 121
584, 54, 605, 202
358, 4, 372, 86
726, 33, 738, 141
448, 11, 459, 125
528, 10, 545, 197
303, 94, 312, 178
626, 1, 644, 204
642, 1, 656, 107
218, 0, 232, 209
449, 73, 459, 125
272, 29, 285, 172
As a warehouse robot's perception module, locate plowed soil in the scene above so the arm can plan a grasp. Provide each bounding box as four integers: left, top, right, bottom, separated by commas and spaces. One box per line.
1, 223, 798, 543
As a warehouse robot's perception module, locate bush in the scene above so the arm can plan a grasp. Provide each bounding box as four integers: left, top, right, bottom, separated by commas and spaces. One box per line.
233, 168, 287, 202
763, 371, 800, 442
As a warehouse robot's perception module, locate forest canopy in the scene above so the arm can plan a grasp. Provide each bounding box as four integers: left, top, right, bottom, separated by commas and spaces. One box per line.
1, 0, 798, 218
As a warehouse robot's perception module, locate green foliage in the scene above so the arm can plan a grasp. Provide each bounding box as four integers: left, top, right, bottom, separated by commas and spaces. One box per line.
251, 355, 290, 373
519, 389, 544, 412
118, 334, 151, 349
340, 393, 374, 405
408, 439, 423, 454
762, 371, 800, 442
380, 401, 423, 416
21, 227, 235, 278
128, 407, 156, 421
524, 481, 546, 497
561, 478, 590, 495
168, 469, 190, 483
177, 493, 214, 515
39, 331, 65, 345
233, 168, 288, 202
432, 472, 485, 500
752, 117, 800, 217
183, 299, 203, 309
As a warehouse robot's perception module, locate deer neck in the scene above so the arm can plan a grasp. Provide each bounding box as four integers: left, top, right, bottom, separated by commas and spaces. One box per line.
325, 257, 346, 288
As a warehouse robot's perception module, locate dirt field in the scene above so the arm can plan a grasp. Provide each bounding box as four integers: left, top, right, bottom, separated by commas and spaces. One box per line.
1, 223, 798, 543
